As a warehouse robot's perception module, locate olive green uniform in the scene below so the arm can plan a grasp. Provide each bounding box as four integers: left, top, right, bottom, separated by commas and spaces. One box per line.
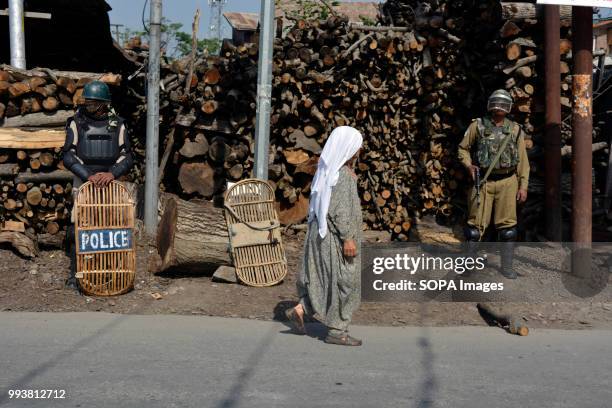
458, 117, 530, 235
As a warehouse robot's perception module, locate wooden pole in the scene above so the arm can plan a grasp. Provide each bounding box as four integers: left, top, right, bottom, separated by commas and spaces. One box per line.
571, 6, 593, 275
544, 5, 562, 241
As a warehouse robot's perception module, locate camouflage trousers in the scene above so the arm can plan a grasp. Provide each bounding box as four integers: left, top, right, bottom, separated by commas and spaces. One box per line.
467, 173, 518, 235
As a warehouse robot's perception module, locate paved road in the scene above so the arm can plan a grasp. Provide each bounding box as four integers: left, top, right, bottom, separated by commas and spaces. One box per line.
0, 313, 611, 408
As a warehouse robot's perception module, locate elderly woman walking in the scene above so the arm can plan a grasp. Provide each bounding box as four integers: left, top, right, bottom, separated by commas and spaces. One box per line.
286, 126, 364, 346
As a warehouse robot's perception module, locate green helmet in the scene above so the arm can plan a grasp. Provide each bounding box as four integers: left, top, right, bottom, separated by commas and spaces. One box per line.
82, 81, 112, 102
487, 89, 513, 113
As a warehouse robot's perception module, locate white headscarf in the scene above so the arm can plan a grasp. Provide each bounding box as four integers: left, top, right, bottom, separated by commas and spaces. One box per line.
308, 126, 363, 238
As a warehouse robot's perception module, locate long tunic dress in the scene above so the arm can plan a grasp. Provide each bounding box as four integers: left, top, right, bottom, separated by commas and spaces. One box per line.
297, 166, 362, 333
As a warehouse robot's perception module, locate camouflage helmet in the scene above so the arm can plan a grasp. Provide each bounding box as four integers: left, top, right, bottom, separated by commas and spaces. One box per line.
82, 81, 112, 103
487, 89, 513, 113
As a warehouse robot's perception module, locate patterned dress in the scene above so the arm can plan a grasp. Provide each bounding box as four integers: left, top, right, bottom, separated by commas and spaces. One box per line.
297, 166, 362, 334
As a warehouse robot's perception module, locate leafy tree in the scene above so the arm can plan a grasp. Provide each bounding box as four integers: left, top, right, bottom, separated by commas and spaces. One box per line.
126, 18, 221, 59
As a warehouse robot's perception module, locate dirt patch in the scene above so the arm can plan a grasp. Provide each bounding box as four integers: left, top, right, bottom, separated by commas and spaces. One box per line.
0, 232, 611, 331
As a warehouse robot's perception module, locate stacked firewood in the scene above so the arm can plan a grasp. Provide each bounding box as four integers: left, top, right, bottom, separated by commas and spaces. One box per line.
0, 147, 72, 238
0, 65, 121, 124
267, 14, 464, 237
121, 2, 592, 240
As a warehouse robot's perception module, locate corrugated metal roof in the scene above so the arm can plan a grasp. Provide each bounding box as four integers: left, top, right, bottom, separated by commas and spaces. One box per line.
223, 12, 259, 31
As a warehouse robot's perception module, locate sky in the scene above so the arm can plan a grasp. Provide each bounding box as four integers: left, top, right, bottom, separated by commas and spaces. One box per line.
106, 0, 382, 40
107, 1, 612, 40
106, 0, 259, 39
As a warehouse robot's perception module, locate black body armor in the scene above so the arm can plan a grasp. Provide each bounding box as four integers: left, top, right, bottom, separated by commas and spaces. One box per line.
62, 110, 132, 182
74, 114, 122, 172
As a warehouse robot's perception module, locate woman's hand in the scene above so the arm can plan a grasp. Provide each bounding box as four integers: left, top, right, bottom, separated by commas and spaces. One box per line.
343, 239, 357, 258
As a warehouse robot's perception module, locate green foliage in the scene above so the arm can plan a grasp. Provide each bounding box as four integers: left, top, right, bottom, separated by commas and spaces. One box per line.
126, 18, 221, 59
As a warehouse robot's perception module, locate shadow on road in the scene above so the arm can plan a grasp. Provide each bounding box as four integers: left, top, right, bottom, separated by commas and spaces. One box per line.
415, 302, 438, 408
214, 325, 279, 408
0, 313, 129, 405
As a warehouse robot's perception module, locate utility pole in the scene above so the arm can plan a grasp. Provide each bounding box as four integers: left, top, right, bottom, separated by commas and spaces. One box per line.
544, 5, 562, 241
254, 0, 275, 180
571, 6, 593, 275
110, 23, 124, 45
8, 0, 26, 68
144, 0, 162, 236
208, 0, 226, 40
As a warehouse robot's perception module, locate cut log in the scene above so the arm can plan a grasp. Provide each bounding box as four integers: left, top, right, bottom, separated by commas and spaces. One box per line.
503, 55, 537, 75
477, 302, 529, 336
2, 220, 25, 233
45, 221, 60, 235
14, 170, 74, 183
156, 193, 230, 273
26, 187, 43, 206
2, 111, 73, 128
0, 65, 122, 86
179, 137, 209, 158
42, 96, 59, 111
278, 193, 309, 225
283, 149, 310, 165
501, 3, 572, 21
0, 163, 19, 176
0, 231, 38, 258
178, 162, 216, 197
500, 21, 521, 38
37, 232, 66, 249
505, 42, 521, 61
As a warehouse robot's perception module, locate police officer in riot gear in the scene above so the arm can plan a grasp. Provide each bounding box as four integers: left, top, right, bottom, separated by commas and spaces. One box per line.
62, 81, 133, 290
458, 89, 530, 279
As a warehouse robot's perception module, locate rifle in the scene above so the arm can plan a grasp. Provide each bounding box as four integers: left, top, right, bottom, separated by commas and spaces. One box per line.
475, 167, 481, 207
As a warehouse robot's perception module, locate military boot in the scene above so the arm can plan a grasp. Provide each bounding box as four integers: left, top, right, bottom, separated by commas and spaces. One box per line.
65, 226, 80, 292
498, 227, 517, 279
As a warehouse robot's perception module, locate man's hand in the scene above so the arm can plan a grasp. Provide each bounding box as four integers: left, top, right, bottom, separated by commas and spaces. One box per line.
88, 172, 114, 188
516, 189, 528, 203
96, 172, 115, 187
467, 165, 479, 181
343, 239, 357, 258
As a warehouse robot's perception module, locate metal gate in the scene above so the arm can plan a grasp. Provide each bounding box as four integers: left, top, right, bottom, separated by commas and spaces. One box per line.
224, 179, 287, 287
75, 181, 136, 296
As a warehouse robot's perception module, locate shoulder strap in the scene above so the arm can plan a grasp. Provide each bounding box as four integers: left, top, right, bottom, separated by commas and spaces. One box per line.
481, 130, 514, 185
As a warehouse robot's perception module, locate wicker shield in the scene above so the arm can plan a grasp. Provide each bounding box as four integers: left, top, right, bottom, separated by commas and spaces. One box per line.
75, 181, 136, 296
224, 179, 287, 287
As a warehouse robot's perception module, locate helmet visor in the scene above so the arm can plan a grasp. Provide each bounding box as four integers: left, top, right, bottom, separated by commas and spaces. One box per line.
488, 97, 512, 113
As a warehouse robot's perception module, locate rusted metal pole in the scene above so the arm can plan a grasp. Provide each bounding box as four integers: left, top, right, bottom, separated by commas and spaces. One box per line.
544, 5, 562, 241
571, 6, 593, 275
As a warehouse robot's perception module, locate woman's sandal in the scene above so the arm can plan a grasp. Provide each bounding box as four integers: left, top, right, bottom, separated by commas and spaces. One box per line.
324, 333, 362, 346
285, 307, 306, 335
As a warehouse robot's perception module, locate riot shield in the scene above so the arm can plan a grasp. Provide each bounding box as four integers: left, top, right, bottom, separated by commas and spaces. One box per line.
224, 179, 287, 287
74, 181, 136, 296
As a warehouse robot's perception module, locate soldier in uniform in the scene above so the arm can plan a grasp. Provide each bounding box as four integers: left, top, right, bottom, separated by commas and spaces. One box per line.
458, 89, 530, 279
62, 81, 133, 290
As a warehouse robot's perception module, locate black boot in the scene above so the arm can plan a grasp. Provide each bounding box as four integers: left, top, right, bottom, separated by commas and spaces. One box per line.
464, 226, 481, 254
65, 226, 80, 292
498, 227, 517, 279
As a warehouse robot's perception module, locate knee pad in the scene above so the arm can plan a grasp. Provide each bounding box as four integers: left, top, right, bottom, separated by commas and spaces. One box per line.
464, 226, 480, 242
498, 227, 517, 242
